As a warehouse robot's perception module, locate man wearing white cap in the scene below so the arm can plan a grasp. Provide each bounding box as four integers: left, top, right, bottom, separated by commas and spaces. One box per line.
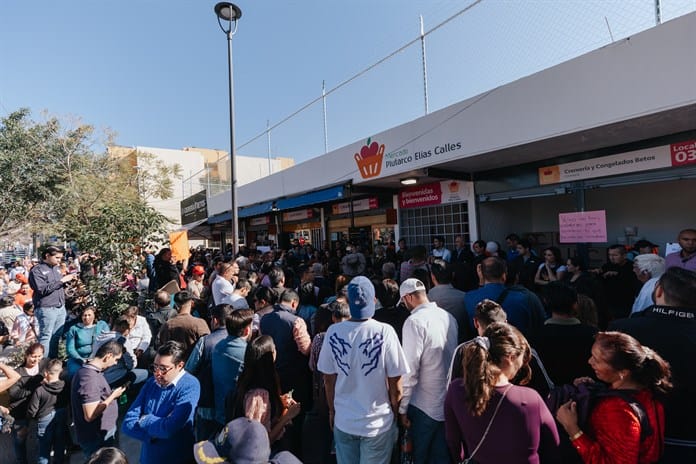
318, 276, 409, 464
398, 278, 458, 464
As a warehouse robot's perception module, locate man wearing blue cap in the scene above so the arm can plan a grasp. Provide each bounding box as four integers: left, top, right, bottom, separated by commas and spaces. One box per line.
317, 276, 410, 464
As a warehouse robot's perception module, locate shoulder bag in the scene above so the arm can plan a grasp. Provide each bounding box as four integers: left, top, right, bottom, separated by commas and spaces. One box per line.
461, 384, 512, 464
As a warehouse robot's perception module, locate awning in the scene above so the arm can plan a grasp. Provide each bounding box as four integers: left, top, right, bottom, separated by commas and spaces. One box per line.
178, 218, 207, 231
239, 201, 274, 219
208, 211, 231, 224
276, 185, 346, 210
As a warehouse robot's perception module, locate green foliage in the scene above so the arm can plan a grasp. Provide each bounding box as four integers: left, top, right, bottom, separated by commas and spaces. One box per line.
0, 108, 176, 321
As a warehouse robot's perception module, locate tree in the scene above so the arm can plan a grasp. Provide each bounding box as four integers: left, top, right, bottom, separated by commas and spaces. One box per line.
1, 109, 178, 320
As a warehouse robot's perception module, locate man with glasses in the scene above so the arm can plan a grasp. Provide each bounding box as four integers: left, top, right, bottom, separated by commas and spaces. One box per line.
123, 340, 201, 464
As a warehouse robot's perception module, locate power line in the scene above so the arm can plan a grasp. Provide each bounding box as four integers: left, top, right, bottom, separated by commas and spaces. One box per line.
237, 0, 485, 152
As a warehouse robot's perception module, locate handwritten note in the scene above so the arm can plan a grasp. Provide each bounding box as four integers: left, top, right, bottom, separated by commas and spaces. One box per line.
559, 210, 607, 243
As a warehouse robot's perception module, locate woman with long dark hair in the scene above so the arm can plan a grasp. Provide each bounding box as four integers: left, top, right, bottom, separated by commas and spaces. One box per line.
7, 342, 49, 464
444, 322, 560, 463
65, 306, 109, 378
153, 248, 180, 291
535, 247, 567, 289
556, 331, 671, 463
231, 335, 301, 446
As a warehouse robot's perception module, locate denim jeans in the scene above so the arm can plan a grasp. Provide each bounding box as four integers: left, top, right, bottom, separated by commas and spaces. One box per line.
12, 419, 29, 464
34, 408, 67, 464
334, 421, 397, 464
407, 404, 449, 464
36, 305, 66, 358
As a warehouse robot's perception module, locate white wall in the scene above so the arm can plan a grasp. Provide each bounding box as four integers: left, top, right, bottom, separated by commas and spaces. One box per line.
137, 146, 205, 227
232, 13, 696, 210
479, 179, 696, 258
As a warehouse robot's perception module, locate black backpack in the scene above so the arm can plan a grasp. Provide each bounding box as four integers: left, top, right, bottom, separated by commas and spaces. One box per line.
546, 382, 654, 463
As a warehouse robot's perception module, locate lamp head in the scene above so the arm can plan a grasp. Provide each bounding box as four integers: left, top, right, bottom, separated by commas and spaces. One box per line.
214, 2, 242, 22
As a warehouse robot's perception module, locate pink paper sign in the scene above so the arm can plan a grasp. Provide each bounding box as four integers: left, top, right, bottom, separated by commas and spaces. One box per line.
559, 210, 607, 243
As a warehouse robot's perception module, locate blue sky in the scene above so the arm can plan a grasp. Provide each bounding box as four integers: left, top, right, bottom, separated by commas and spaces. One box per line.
1, 1, 693, 164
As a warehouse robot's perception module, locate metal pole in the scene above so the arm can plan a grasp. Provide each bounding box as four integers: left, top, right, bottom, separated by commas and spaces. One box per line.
420, 15, 429, 115
655, 0, 661, 25
322, 80, 329, 153
267, 119, 272, 175
226, 28, 239, 256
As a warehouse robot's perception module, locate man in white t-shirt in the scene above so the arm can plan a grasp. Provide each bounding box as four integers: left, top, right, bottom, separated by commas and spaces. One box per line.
318, 276, 409, 464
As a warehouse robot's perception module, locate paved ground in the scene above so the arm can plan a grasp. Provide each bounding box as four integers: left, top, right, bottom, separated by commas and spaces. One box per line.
0, 417, 142, 463
1, 348, 142, 463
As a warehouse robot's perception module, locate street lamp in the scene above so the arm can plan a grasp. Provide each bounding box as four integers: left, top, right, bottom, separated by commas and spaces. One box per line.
214, 2, 242, 256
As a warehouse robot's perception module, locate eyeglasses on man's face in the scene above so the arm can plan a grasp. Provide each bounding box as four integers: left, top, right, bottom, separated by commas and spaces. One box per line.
150, 364, 175, 374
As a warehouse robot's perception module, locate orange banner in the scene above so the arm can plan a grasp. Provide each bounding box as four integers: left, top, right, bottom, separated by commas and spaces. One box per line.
169, 231, 190, 263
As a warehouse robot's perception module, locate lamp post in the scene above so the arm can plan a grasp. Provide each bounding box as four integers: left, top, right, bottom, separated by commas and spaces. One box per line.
214, 2, 242, 256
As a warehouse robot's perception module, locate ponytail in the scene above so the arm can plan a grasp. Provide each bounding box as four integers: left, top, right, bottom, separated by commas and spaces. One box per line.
595, 331, 673, 397
635, 346, 672, 397
461, 323, 531, 416
462, 341, 499, 416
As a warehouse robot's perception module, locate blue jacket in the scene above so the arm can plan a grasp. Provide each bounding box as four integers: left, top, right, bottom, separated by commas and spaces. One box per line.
185, 327, 228, 409
464, 283, 546, 336
122, 372, 200, 464
211, 335, 247, 424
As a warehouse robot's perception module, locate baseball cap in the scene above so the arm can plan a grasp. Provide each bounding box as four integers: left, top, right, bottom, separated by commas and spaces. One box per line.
193, 418, 301, 464
347, 276, 376, 320
397, 278, 426, 305
191, 265, 206, 276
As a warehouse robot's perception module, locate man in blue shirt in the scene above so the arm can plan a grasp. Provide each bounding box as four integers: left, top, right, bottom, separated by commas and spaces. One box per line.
211, 308, 253, 426
185, 303, 233, 440
464, 257, 546, 337
122, 341, 200, 464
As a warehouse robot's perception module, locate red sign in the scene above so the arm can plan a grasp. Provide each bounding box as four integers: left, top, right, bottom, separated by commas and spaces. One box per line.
249, 216, 270, 226
399, 182, 443, 209
332, 197, 378, 215
670, 140, 696, 167
283, 209, 314, 222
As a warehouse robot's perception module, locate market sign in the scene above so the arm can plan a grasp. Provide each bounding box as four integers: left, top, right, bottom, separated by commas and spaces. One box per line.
538, 139, 696, 185
283, 209, 314, 222
332, 197, 378, 215
399, 180, 471, 209
559, 210, 607, 243
180, 190, 208, 225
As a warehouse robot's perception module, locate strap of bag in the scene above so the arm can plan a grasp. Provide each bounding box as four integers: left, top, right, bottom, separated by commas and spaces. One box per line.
495, 287, 512, 306
464, 384, 512, 463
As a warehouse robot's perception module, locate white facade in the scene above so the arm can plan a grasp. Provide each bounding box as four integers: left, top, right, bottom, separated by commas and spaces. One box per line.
135, 146, 206, 228
205, 12, 696, 217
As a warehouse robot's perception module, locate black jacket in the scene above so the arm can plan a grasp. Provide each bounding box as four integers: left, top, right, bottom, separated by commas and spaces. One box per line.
27, 379, 67, 420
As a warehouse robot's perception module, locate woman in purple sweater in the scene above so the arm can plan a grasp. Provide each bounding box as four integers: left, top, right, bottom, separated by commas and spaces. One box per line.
444, 323, 560, 463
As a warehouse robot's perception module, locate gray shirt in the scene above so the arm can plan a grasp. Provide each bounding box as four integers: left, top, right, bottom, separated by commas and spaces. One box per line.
428, 284, 470, 343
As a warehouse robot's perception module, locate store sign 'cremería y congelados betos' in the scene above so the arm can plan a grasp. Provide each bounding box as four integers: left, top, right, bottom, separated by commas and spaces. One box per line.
538, 139, 696, 185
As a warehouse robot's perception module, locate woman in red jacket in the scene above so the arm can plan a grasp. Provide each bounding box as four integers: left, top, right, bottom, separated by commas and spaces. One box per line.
556, 331, 672, 464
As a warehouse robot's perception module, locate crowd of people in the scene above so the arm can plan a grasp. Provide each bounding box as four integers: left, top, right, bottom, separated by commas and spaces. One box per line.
0, 227, 694, 464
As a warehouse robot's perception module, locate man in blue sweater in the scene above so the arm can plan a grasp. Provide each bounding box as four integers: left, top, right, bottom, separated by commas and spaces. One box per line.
122, 340, 200, 464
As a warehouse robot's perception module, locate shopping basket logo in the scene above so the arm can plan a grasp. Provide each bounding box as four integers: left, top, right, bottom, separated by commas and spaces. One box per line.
354, 138, 384, 179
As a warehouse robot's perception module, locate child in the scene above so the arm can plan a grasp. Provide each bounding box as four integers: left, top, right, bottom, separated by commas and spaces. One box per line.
26, 358, 67, 464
